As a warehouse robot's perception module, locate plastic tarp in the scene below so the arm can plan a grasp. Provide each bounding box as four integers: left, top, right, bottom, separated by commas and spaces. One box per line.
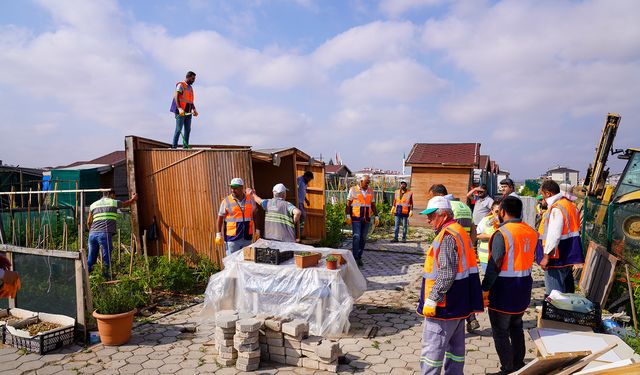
201, 239, 367, 337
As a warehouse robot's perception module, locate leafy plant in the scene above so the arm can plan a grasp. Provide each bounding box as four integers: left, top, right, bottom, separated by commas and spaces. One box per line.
194, 256, 220, 286
91, 273, 146, 315
319, 202, 346, 248
150, 256, 195, 293
326, 255, 338, 262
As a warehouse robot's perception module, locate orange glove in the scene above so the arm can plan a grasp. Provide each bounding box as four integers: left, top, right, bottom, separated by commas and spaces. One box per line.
483, 291, 490, 308
0, 271, 21, 298
345, 216, 352, 226
409, 210, 414, 217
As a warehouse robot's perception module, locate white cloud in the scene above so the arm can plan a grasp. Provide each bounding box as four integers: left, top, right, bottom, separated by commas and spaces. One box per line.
313, 21, 418, 68
339, 59, 447, 104
379, 0, 446, 17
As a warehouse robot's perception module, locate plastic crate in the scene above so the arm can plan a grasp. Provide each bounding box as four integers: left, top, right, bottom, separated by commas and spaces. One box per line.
541, 299, 602, 328
255, 248, 294, 265
6, 325, 75, 354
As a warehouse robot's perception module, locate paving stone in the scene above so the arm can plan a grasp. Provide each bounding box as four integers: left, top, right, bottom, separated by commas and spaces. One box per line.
118, 363, 143, 374
281, 319, 309, 337
235, 318, 261, 332
157, 363, 182, 373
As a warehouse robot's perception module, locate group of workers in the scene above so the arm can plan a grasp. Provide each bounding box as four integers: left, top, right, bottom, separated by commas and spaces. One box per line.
214, 172, 314, 255
412, 179, 584, 375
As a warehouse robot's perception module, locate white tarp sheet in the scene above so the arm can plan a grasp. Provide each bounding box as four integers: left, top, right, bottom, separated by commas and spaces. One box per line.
201, 239, 367, 336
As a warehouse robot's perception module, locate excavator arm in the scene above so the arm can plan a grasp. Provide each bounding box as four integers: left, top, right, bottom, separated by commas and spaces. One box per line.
583, 113, 621, 198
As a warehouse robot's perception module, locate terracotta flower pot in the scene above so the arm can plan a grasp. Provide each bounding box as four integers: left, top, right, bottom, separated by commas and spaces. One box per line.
331, 253, 347, 265
294, 253, 321, 268
92, 309, 135, 346
326, 260, 338, 270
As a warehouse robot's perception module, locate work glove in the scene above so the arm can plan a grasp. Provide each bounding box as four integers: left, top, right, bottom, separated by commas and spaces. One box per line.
215, 232, 224, 246
193, 110, 199, 117
374, 216, 380, 227
409, 210, 413, 217
390, 206, 395, 215
178, 108, 185, 116
422, 301, 437, 317
483, 291, 490, 308
345, 215, 352, 226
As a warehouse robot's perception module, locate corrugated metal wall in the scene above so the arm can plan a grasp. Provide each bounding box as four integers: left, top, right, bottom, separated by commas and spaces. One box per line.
131, 144, 253, 265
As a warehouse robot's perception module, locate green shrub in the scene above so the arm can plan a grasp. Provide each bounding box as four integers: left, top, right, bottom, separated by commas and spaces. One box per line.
91, 273, 146, 315
150, 256, 195, 293
319, 202, 346, 248
194, 256, 220, 286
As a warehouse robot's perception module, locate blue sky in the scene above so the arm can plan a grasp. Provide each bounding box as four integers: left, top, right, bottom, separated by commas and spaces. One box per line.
1, 0, 639, 179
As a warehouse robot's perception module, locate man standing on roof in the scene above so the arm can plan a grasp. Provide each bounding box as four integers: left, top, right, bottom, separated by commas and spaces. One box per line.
87, 189, 138, 274
417, 196, 483, 375
346, 175, 379, 267
391, 180, 413, 243
248, 183, 301, 243
170, 71, 198, 149
215, 178, 257, 255
297, 171, 314, 238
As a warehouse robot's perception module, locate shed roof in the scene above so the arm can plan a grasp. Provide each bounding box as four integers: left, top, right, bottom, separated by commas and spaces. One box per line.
478, 155, 490, 170
406, 143, 480, 167
547, 166, 579, 173
325, 164, 352, 175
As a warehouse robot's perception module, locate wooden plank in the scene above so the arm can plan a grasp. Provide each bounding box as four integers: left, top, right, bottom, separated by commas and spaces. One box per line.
75, 258, 86, 342
125, 136, 142, 253
0, 244, 80, 259
555, 344, 617, 375
512, 351, 591, 375
575, 361, 640, 375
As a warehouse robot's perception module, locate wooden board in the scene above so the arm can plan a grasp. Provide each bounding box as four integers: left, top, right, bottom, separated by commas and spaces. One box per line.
579, 241, 618, 306
512, 351, 591, 375
575, 360, 640, 375
555, 344, 617, 375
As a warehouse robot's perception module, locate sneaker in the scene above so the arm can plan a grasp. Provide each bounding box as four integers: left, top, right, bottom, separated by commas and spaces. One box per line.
391, 239, 399, 243
466, 318, 480, 333
356, 259, 364, 267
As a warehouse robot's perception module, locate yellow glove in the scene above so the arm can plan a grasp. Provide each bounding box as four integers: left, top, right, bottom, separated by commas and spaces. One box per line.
374, 216, 380, 227
390, 206, 395, 215
345, 216, 352, 226
422, 304, 436, 317
483, 291, 490, 308
215, 232, 224, 246
409, 210, 413, 217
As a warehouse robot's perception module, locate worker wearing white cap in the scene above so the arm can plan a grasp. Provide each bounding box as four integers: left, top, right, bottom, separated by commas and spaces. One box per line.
248, 183, 301, 243
215, 178, 257, 255
417, 196, 483, 375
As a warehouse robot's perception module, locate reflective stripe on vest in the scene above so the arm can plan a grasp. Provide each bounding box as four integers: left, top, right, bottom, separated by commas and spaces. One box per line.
477, 215, 497, 264
488, 221, 539, 313
536, 197, 584, 267
89, 198, 119, 222
393, 190, 412, 215
450, 200, 472, 234
350, 185, 373, 220
417, 222, 483, 319
176, 81, 194, 110
223, 194, 254, 240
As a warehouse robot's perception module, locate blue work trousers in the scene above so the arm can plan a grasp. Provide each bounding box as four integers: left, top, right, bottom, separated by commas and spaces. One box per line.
172, 114, 192, 148
394, 215, 409, 241
351, 220, 370, 261
88, 231, 113, 274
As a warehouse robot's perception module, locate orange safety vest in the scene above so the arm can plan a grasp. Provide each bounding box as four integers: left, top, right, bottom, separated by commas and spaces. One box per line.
349, 185, 373, 221
417, 221, 483, 319
223, 194, 255, 241
176, 81, 194, 111
393, 189, 413, 215
488, 221, 539, 314
535, 197, 584, 268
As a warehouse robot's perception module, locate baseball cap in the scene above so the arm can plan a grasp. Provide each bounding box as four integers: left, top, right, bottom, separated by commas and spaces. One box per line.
229, 178, 244, 187
272, 183, 288, 193
419, 196, 451, 215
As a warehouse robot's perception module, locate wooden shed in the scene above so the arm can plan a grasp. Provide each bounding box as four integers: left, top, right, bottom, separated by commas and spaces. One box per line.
406, 143, 480, 227
125, 137, 326, 265
251, 148, 326, 243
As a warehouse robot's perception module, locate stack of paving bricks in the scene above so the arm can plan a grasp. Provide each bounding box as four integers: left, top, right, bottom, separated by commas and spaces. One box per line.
260, 317, 340, 372
214, 310, 239, 367
234, 317, 262, 371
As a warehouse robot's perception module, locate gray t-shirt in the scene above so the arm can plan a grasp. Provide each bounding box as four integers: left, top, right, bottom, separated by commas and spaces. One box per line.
89, 197, 123, 234
472, 196, 494, 225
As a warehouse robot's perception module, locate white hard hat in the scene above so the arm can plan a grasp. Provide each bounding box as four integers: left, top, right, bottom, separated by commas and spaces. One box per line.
273, 183, 288, 193
420, 196, 451, 215
229, 178, 244, 187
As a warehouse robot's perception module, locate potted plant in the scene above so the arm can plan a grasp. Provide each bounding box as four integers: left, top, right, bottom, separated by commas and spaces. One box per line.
326, 255, 338, 270
91, 277, 145, 346
331, 253, 347, 266
294, 252, 321, 269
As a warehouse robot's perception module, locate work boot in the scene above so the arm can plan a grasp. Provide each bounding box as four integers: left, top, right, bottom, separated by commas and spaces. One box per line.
466, 316, 480, 333
402, 238, 407, 243
391, 238, 399, 243
356, 259, 364, 267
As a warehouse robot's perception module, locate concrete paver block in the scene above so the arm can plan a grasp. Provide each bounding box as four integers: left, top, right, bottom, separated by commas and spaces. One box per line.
281, 319, 309, 337
235, 318, 261, 332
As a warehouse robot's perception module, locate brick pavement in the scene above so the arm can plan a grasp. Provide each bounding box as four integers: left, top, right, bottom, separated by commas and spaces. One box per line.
0, 239, 546, 374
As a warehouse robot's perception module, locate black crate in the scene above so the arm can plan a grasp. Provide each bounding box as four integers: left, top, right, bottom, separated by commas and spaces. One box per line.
255, 247, 294, 265
6, 325, 75, 355
542, 299, 602, 328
